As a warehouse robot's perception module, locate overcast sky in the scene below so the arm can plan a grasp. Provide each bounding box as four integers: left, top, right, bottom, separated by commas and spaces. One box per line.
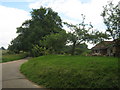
0, 0, 119, 49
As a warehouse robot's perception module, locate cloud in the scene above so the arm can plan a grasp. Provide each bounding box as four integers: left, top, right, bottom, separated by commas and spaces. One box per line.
0, 5, 31, 48
0, 0, 38, 2
29, 0, 119, 29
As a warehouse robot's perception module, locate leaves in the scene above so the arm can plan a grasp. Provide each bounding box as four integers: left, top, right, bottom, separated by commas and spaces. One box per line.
101, 1, 120, 39
39, 31, 68, 54
8, 7, 64, 53
64, 15, 94, 55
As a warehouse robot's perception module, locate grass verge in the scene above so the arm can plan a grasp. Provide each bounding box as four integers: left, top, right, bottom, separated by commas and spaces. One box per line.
20, 55, 119, 88
2, 53, 27, 63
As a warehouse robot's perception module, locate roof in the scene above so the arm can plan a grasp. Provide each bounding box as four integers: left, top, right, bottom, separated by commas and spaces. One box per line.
92, 41, 114, 50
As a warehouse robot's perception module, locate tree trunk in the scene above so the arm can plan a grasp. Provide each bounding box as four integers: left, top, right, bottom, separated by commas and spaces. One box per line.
71, 41, 76, 55
114, 39, 120, 57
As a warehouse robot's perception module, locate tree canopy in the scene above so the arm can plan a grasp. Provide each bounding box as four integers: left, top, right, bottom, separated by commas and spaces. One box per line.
101, 1, 120, 40
40, 30, 68, 54
64, 14, 108, 55
8, 7, 65, 53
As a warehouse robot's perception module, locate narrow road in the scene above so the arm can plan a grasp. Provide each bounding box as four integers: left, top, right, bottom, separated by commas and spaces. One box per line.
2, 58, 42, 88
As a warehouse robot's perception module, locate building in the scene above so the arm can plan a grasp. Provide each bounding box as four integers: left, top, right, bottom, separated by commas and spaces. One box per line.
91, 40, 120, 57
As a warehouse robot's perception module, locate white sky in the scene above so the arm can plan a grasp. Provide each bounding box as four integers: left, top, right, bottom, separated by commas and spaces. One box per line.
0, 5, 31, 49
0, 0, 119, 49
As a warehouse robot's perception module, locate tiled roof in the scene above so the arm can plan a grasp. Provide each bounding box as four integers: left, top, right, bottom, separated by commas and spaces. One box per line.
92, 41, 114, 50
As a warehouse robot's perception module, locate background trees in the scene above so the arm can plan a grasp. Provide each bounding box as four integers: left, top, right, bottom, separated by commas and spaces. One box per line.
101, 1, 120, 57
8, 3, 118, 56
101, 1, 120, 40
0, 47, 6, 50
64, 14, 108, 55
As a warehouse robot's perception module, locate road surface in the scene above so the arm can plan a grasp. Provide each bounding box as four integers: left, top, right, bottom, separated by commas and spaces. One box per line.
2, 58, 43, 88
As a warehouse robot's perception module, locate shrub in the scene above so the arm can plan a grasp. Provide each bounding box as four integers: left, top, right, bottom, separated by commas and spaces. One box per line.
30, 45, 49, 57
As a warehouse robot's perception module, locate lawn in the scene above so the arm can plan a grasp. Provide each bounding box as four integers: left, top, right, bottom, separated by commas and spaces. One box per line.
20, 55, 119, 88
2, 53, 27, 63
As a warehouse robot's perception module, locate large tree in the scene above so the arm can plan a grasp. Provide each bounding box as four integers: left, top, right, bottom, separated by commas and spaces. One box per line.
63, 15, 90, 55
8, 7, 64, 53
64, 14, 109, 55
101, 1, 120, 40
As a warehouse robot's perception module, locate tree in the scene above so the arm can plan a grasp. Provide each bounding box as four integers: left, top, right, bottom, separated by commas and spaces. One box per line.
87, 30, 110, 44
64, 14, 109, 55
40, 30, 68, 54
8, 7, 64, 53
101, 1, 120, 57
101, 1, 120, 40
8, 36, 22, 53
63, 15, 91, 55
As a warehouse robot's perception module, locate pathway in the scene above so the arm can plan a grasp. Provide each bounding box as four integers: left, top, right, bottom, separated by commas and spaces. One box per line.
2, 58, 42, 88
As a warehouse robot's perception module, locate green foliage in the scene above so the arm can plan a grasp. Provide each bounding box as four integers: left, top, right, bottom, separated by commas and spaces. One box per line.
64, 15, 93, 55
63, 43, 89, 55
30, 30, 68, 57
8, 36, 23, 53
101, 1, 120, 57
87, 31, 110, 44
30, 45, 49, 57
21, 55, 119, 88
40, 31, 68, 54
74, 43, 88, 55
101, 1, 120, 39
64, 14, 109, 55
81, 49, 91, 56
8, 7, 64, 53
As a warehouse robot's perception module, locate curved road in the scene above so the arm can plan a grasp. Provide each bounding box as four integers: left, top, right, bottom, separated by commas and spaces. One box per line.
2, 58, 43, 88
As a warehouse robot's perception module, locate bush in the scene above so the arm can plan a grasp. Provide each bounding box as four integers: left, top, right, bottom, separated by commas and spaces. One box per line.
30, 45, 49, 57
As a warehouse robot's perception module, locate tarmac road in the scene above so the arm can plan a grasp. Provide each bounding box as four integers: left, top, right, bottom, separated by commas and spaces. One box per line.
2, 58, 42, 88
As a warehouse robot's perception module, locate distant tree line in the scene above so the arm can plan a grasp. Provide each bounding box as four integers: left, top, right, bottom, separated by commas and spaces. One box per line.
0, 47, 6, 50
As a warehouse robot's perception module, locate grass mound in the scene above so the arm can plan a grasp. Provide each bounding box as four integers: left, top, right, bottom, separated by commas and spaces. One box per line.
20, 55, 119, 88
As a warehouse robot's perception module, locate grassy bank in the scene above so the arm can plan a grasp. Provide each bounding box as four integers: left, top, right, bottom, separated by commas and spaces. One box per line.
20, 55, 119, 88
2, 53, 27, 63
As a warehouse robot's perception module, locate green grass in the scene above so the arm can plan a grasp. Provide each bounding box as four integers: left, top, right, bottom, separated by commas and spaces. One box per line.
20, 55, 119, 88
2, 53, 27, 63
